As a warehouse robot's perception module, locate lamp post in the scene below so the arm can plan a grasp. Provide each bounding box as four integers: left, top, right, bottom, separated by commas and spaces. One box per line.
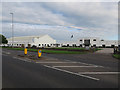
10, 13, 14, 47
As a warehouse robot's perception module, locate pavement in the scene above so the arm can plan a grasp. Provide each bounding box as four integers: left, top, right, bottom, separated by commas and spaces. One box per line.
95, 48, 114, 54
2, 48, 120, 88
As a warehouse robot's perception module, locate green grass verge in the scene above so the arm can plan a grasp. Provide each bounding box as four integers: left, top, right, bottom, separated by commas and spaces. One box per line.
94, 48, 102, 51
7, 47, 87, 54
113, 54, 120, 59
51, 47, 85, 50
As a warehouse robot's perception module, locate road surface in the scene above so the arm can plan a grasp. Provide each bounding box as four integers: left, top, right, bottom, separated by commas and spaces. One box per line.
2, 48, 119, 88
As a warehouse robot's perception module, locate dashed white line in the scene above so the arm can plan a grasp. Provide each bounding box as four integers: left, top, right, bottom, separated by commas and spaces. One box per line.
53, 66, 99, 68
78, 72, 120, 75
43, 65, 100, 81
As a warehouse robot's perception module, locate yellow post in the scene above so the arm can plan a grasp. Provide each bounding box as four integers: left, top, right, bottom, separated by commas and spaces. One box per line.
38, 49, 42, 58
24, 48, 27, 55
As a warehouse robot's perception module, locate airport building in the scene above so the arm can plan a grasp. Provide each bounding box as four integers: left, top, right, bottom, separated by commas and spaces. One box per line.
7, 35, 56, 47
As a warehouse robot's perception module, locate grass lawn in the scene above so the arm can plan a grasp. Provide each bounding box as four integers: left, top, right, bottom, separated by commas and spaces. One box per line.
51, 47, 85, 50
6, 47, 87, 54
113, 54, 120, 59
94, 48, 102, 51
2, 46, 102, 54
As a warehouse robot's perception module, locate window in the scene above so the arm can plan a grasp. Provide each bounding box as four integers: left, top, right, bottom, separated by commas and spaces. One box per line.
42, 44, 43, 46
102, 44, 105, 47
101, 39, 104, 41
39, 44, 41, 46
80, 44, 82, 47
111, 45, 115, 48
93, 44, 96, 47
67, 44, 69, 47
72, 44, 76, 47
47, 44, 49, 46
93, 39, 96, 41
80, 40, 82, 41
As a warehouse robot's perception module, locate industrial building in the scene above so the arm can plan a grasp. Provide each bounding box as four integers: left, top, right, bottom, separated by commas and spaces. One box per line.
61, 37, 119, 47
7, 34, 56, 48
7, 35, 119, 48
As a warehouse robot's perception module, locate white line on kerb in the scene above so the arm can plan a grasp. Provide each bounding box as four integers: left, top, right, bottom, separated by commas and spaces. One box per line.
78, 72, 120, 74
53, 66, 99, 68
43, 65, 100, 81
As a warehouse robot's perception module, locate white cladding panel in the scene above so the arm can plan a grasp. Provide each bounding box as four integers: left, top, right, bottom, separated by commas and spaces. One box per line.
62, 37, 118, 47
33, 35, 56, 47
7, 35, 56, 47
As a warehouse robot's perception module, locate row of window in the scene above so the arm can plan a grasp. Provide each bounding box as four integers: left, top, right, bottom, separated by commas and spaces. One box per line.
9, 44, 22, 46
80, 39, 104, 42
39, 44, 53, 46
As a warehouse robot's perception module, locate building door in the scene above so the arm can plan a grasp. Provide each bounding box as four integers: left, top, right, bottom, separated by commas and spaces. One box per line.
80, 44, 82, 47
102, 44, 105, 48
111, 45, 115, 48
21, 44, 24, 48
84, 39, 90, 46
28, 44, 31, 48
67, 44, 69, 47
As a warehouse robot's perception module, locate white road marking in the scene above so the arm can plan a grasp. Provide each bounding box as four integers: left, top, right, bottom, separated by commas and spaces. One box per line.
13, 57, 31, 62
53, 66, 99, 68
36, 61, 103, 68
78, 72, 120, 75
2, 51, 11, 54
43, 65, 100, 81
63, 59, 104, 67
36, 61, 101, 67
36, 61, 82, 63
2, 54, 8, 56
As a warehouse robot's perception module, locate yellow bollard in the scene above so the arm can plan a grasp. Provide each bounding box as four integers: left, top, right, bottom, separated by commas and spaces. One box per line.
24, 48, 27, 55
38, 49, 42, 58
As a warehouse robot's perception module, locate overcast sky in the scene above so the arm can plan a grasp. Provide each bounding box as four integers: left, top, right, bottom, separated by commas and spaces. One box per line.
1, 1, 118, 42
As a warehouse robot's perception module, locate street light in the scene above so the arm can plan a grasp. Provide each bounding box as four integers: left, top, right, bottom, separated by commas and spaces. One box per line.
10, 13, 14, 47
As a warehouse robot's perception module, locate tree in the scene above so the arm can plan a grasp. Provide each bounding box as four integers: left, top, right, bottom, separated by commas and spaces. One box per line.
0, 34, 8, 44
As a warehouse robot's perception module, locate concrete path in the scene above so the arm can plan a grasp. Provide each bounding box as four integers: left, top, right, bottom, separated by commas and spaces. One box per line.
95, 48, 114, 54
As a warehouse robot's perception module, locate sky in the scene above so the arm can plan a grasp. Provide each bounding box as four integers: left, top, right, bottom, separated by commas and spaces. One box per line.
1, 1, 118, 42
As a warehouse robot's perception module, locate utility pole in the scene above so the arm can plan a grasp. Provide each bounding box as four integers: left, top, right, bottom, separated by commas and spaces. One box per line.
10, 13, 14, 47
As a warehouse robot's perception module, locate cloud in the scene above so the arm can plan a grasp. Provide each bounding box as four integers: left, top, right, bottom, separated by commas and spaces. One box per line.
1, 2, 118, 41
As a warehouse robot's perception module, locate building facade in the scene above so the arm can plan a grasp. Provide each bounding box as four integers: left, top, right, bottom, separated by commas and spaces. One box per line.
7, 36, 119, 48
61, 37, 118, 47
7, 35, 56, 47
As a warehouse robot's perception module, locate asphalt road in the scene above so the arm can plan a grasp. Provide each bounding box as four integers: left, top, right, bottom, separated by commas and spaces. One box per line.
2, 48, 119, 88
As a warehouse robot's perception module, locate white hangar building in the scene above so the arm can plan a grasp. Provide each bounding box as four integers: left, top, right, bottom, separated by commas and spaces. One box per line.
7, 34, 56, 47
61, 37, 119, 47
